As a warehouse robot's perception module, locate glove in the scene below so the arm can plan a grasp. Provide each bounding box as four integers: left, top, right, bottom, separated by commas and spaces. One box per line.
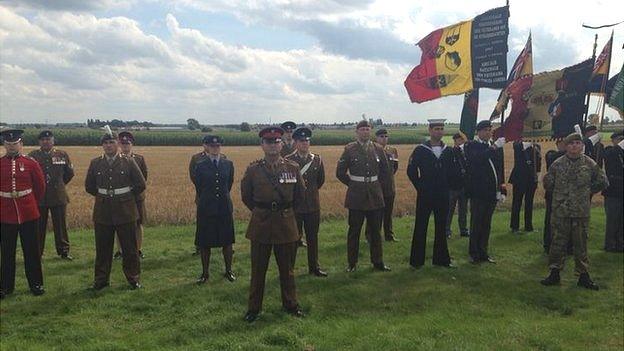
618, 139, 624, 149
494, 137, 506, 148
496, 191, 506, 203
574, 124, 583, 136
522, 141, 532, 150
589, 133, 601, 145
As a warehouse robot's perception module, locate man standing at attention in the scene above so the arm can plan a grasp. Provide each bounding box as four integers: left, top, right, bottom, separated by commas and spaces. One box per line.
540, 133, 607, 290
372, 128, 399, 242
29, 130, 75, 260
336, 120, 391, 273
508, 139, 541, 233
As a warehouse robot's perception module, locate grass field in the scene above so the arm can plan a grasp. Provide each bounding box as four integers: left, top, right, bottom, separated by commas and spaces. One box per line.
0, 208, 622, 350
16, 142, 606, 229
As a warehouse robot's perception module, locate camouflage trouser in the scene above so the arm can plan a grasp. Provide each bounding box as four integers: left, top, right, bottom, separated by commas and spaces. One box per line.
548, 216, 589, 274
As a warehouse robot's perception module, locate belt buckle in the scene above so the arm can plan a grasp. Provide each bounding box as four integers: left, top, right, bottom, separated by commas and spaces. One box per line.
107, 189, 115, 196
11, 191, 18, 198
271, 201, 278, 211
364, 176, 371, 182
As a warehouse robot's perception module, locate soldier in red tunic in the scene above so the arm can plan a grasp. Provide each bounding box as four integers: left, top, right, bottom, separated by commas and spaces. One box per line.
0, 128, 46, 299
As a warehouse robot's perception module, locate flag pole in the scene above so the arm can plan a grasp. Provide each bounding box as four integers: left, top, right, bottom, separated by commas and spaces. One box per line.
599, 30, 614, 131
583, 34, 599, 126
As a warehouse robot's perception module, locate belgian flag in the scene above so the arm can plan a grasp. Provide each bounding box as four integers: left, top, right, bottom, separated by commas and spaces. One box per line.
404, 6, 509, 103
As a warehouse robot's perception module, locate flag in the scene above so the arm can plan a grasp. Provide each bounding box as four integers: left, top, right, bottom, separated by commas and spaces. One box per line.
460, 90, 479, 139
588, 33, 613, 94
495, 59, 594, 140
490, 33, 533, 120
608, 63, 624, 117
404, 6, 509, 103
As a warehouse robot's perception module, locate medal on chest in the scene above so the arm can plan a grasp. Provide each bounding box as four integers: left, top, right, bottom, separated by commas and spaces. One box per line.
279, 171, 297, 184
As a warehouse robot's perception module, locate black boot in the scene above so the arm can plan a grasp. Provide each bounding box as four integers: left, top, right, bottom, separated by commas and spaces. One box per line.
577, 273, 599, 290
540, 269, 560, 286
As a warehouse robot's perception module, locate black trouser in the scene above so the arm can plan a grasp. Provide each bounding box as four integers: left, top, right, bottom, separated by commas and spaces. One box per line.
295, 211, 321, 270
347, 209, 383, 267
446, 188, 469, 236
1, 220, 44, 292
604, 196, 624, 252
410, 194, 451, 267
38, 205, 70, 256
510, 182, 537, 231
469, 198, 496, 260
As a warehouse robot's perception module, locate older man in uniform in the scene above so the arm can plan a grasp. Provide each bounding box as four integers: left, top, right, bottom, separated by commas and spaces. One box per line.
113, 131, 148, 259
464, 120, 506, 264
0, 129, 46, 299
583, 125, 604, 168
280, 121, 297, 157
541, 133, 607, 290
286, 127, 327, 277
28, 130, 75, 259
602, 131, 624, 252
241, 127, 306, 322
543, 139, 567, 253
85, 129, 146, 290
407, 119, 457, 268
336, 120, 391, 272
373, 128, 398, 242
509, 140, 541, 233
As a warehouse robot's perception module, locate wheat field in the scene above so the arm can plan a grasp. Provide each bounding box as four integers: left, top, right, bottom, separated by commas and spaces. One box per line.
15, 142, 603, 228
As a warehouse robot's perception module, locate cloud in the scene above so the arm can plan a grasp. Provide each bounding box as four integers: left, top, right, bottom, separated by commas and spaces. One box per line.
2, 0, 135, 11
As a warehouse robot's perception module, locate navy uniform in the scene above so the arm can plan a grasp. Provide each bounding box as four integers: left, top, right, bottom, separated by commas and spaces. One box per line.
583, 125, 604, 168
509, 140, 541, 232
0, 129, 46, 298
28, 130, 75, 259
602, 131, 624, 252
280, 121, 297, 157
336, 120, 391, 272
85, 130, 146, 290
241, 127, 306, 322
464, 120, 505, 263
286, 127, 327, 277
543, 142, 566, 253
406, 119, 456, 268
446, 133, 470, 238
194, 135, 236, 283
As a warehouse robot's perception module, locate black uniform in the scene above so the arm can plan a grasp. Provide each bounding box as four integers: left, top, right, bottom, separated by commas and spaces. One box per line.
464, 139, 504, 262
543, 149, 564, 252
602, 144, 623, 252
446, 145, 469, 237
584, 138, 604, 168
509, 142, 541, 232
407, 141, 457, 267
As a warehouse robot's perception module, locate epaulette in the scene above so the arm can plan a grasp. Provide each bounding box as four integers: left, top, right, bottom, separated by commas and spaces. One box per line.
283, 158, 299, 167
345, 141, 358, 149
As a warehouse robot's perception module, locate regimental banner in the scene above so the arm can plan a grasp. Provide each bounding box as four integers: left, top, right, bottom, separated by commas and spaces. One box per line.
404, 6, 509, 103
460, 89, 479, 140
588, 34, 613, 95
608, 63, 624, 118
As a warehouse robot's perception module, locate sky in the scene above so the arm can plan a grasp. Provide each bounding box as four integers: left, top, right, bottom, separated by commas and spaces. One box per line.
0, 0, 622, 125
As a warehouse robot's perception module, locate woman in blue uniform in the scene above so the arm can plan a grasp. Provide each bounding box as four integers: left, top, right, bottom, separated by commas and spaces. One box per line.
194, 135, 236, 283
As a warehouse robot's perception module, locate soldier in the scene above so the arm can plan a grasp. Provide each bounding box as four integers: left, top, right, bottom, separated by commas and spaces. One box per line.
241, 127, 306, 322
446, 133, 470, 238
280, 121, 297, 158
28, 130, 75, 259
583, 125, 604, 168
407, 119, 457, 268
193, 135, 236, 283
85, 128, 146, 290
464, 120, 506, 264
0, 129, 46, 299
113, 131, 148, 259
602, 131, 624, 252
543, 139, 566, 253
371, 128, 398, 242
541, 133, 607, 290
509, 139, 541, 233
189, 137, 212, 256
336, 120, 391, 272
286, 127, 327, 277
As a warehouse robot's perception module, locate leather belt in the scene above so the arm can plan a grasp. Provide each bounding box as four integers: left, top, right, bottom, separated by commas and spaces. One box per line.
349, 175, 378, 182
98, 186, 132, 196
255, 201, 292, 211
0, 189, 32, 198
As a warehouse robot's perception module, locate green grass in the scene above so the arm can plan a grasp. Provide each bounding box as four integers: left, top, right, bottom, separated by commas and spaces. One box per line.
1, 208, 622, 350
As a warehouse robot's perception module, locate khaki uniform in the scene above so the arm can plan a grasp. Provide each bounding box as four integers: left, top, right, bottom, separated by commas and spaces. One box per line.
126, 153, 148, 223
28, 148, 74, 256
241, 157, 305, 313
336, 140, 390, 266
286, 152, 325, 271
280, 141, 296, 157
381, 146, 398, 239
85, 154, 146, 285
543, 154, 608, 274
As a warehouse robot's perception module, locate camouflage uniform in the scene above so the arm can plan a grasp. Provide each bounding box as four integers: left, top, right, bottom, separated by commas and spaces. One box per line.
543, 154, 608, 273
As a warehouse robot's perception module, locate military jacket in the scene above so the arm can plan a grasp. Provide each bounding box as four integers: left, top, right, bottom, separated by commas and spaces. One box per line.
124, 153, 147, 202
286, 152, 325, 213
382, 145, 398, 196
28, 148, 74, 206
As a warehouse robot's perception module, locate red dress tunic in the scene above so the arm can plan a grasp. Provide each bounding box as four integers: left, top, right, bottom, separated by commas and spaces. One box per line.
0, 155, 46, 224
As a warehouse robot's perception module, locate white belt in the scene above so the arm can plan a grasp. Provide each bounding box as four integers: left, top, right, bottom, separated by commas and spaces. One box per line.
98, 187, 132, 196
349, 175, 378, 182
0, 189, 32, 198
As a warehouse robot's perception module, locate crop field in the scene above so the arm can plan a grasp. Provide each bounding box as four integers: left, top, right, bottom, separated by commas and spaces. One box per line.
14, 141, 605, 229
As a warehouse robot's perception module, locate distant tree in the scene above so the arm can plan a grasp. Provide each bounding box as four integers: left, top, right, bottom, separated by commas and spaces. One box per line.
240, 122, 251, 132
187, 118, 201, 131
201, 126, 213, 133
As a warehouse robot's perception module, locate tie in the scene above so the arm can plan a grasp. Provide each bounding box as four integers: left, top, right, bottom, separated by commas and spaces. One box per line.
213, 159, 218, 168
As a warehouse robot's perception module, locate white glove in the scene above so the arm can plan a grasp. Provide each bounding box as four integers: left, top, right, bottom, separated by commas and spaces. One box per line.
459, 143, 465, 151
494, 137, 506, 148
496, 191, 506, 203
522, 141, 532, 150
618, 139, 624, 149
589, 133, 601, 145
574, 124, 583, 136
